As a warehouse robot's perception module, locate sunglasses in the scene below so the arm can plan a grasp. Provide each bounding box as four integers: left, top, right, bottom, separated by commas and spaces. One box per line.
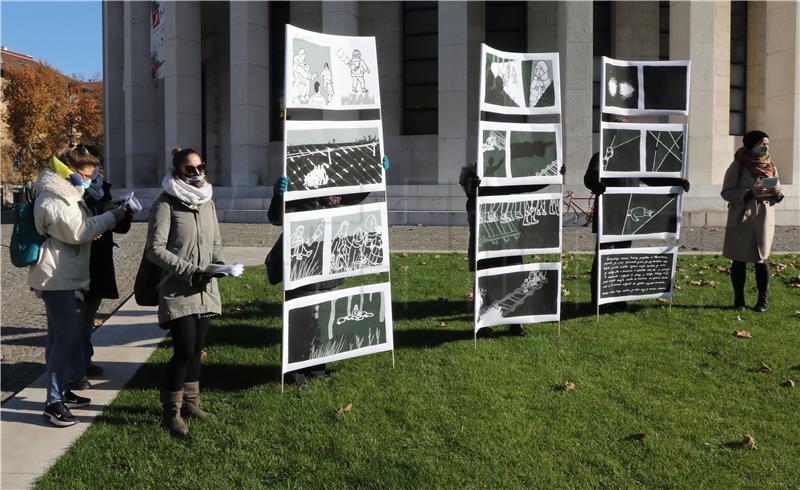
184, 163, 207, 176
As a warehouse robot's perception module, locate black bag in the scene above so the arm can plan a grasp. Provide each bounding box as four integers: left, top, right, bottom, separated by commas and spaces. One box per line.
134, 251, 162, 306
265, 234, 283, 286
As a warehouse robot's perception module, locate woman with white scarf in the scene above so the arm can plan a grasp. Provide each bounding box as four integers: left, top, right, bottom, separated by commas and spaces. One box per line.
145, 147, 224, 437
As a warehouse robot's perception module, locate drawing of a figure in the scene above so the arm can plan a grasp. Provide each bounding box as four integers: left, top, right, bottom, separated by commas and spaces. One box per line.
303, 163, 330, 189
626, 206, 654, 222
489, 61, 523, 107
529, 60, 552, 107
337, 48, 370, 94
482, 131, 505, 152
290, 225, 313, 260
320, 62, 334, 103
350, 228, 367, 267
336, 303, 374, 325
292, 49, 315, 104
308, 81, 327, 105
362, 215, 383, 266
331, 222, 350, 272
479, 270, 548, 324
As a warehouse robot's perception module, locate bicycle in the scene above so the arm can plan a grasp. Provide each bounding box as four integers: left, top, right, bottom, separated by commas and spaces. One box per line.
562, 190, 595, 227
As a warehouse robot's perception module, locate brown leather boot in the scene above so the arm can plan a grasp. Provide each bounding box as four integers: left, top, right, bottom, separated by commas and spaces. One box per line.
160, 390, 189, 437
181, 381, 213, 418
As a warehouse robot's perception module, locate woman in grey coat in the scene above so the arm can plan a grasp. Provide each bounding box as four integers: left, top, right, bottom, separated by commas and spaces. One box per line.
146, 147, 224, 437
721, 131, 783, 312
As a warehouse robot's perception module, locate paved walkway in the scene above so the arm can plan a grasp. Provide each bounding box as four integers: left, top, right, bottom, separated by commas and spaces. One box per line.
2, 223, 799, 402
0, 249, 265, 490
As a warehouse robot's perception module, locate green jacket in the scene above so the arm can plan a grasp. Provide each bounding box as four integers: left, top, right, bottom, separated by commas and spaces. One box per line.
145, 192, 224, 324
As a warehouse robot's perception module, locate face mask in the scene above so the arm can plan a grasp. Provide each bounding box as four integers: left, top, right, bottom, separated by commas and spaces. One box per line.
81, 178, 93, 189
754, 146, 768, 156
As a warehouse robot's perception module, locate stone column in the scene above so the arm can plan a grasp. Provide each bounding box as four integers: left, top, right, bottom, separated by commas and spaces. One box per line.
103, 1, 126, 185
122, 1, 160, 187
558, 2, 593, 186
437, 1, 469, 183
764, 1, 800, 191
670, 1, 731, 187
229, 2, 269, 186
163, 1, 202, 169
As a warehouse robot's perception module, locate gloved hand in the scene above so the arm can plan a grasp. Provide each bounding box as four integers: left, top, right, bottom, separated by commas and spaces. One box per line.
592, 182, 607, 195
273, 176, 288, 197
382, 154, 390, 170
560, 163, 567, 175
682, 179, 691, 193
191, 270, 225, 285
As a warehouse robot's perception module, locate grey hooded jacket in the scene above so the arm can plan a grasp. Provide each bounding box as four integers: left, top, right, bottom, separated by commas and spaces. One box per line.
145, 192, 224, 324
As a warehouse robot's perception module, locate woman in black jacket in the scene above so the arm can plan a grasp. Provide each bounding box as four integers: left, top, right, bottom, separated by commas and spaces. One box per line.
67, 147, 133, 390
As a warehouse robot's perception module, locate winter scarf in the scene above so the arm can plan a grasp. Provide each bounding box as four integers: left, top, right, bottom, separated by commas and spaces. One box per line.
161, 174, 213, 209
734, 147, 775, 178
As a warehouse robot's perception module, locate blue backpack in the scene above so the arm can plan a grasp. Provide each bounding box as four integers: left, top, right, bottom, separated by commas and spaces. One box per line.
10, 189, 46, 267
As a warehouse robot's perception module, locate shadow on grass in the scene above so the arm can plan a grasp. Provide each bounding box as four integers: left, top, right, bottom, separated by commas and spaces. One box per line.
393, 300, 472, 320
204, 322, 281, 349
125, 362, 281, 391
394, 328, 474, 349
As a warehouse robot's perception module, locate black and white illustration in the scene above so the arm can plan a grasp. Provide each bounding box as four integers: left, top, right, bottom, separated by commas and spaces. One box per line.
285, 25, 381, 110
282, 282, 393, 373
477, 121, 563, 186
479, 44, 561, 115
475, 263, 561, 330
476, 194, 562, 260
601, 57, 690, 116
283, 120, 385, 201
597, 247, 677, 305
283, 202, 390, 289
600, 122, 687, 178
598, 186, 683, 243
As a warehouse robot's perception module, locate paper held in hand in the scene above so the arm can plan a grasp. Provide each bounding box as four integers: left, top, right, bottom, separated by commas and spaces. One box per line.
205, 261, 245, 277
754, 177, 779, 200
112, 192, 143, 214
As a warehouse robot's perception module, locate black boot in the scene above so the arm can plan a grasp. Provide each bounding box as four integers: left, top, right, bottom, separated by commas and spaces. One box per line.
754, 292, 768, 312
733, 289, 746, 311
731, 261, 746, 311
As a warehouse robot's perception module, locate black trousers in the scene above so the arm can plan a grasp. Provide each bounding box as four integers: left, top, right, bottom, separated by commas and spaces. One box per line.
163, 315, 210, 391
730, 260, 770, 294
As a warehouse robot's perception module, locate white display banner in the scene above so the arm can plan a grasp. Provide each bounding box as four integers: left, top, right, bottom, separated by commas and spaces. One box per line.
598, 186, 683, 243
597, 246, 677, 305
599, 122, 687, 178
479, 44, 561, 115
476, 193, 563, 260
476, 120, 563, 186
600, 57, 691, 116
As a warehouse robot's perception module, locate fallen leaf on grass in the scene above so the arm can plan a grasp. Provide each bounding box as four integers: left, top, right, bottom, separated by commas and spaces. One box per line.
758, 362, 772, 373
335, 403, 353, 414
201, 350, 208, 359
734, 330, 752, 339
418, 261, 427, 265
626, 432, 647, 441
689, 280, 702, 286
715, 265, 730, 273
657, 298, 670, 303
788, 276, 800, 288
467, 292, 475, 299
561, 288, 571, 297
439, 321, 448, 328
794, 310, 800, 318
561, 380, 576, 392
742, 434, 757, 449
677, 267, 687, 272
781, 379, 796, 388
701, 280, 718, 287
93, 319, 103, 328
401, 252, 409, 257
433, 255, 440, 259
698, 270, 706, 276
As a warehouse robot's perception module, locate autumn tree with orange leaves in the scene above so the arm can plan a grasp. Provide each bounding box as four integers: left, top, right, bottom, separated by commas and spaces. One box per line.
1, 62, 103, 183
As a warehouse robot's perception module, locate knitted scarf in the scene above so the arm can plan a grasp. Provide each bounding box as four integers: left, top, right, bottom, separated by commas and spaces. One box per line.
162, 175, 213, 209
735, 147, 775, 178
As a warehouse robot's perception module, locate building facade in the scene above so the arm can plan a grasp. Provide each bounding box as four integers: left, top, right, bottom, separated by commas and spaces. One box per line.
103, 1, 800, 225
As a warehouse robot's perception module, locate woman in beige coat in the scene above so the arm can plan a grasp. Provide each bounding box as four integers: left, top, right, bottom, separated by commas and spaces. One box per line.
145, 147, 224, 437
721, 131, 783, 312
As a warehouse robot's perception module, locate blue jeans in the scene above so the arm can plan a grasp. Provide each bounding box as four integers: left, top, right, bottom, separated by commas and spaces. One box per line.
42, 290, 83, 405
67, 293, 102, 383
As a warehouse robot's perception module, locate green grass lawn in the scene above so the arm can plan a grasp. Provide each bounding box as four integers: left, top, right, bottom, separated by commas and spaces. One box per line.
36, 253, 800, 488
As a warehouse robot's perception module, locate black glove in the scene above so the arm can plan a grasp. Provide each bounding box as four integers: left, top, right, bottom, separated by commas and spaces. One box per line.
592, 182, 607, 195
192, 270, 225, 285
743, 189, 754, 202
560, 163, 567, 175
682, 179, 691, 193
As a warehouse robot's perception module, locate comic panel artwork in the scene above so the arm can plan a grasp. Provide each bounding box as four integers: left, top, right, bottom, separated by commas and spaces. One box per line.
475, 263, 561, 330
601, 57, 690, 116
598, 247, 677, 305
479, 44, 561, 115
283, 120, 385, 201
476, 194, 562, 260
599, 122, 687, 178
477, 121, 563, 186
599, 187, 683, 243
285, 24, 381, 110
283, 202, 390, 289
283, 283, 393, 373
